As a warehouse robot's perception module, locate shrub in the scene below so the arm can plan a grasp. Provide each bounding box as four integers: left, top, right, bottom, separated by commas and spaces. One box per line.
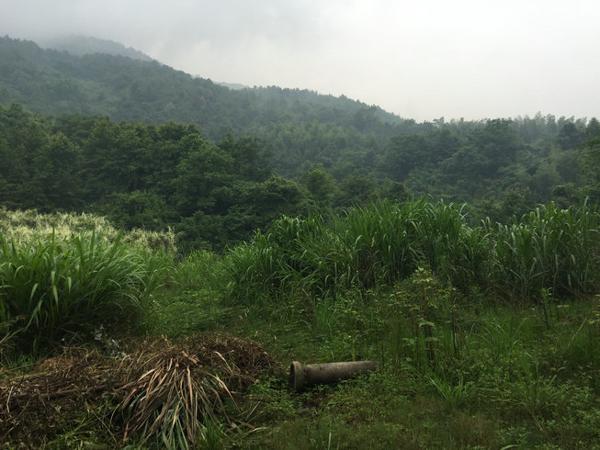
0, 207, 176, 253
225, 200, 600, 305
169, 250, 224, 292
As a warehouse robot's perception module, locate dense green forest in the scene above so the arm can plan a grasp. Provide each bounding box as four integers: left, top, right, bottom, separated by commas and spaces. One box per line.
1, 103, 599, 251
2, 36, 600, 233
0, 103, 412, 250
0, 104, 311, 250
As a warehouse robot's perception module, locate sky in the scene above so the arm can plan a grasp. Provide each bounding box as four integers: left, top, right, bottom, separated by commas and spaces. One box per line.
1, 0, 599, 121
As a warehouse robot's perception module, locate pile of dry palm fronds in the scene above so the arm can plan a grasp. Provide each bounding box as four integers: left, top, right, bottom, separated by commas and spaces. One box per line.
0, 334, 275, 448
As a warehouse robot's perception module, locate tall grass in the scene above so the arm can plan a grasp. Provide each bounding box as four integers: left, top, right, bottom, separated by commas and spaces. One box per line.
0, 207, 176, 253
225, 216, 343, 302
0, 210, 172, 354
225, 200, 599, 304
489, 203, 600, 301
169, 250, 225, 292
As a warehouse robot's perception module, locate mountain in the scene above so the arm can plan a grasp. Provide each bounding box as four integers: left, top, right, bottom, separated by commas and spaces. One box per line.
1, 35, 599, 241
41, 35, 154, 62
0, 37, 420, 176
0, 36, 419, 176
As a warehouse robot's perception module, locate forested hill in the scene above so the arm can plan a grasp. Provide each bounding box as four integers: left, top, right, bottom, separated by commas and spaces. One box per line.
2, 35, 600, 243
0, 36, 415, 174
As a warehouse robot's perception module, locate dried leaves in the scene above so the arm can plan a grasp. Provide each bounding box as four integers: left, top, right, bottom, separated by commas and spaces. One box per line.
0, 334, 275, 448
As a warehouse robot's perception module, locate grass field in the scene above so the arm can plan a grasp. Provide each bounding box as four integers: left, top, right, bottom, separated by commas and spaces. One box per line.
1, 203, 600, 449
150, 267, 600, 449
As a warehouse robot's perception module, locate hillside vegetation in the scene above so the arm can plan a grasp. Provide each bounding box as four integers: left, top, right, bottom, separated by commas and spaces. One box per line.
2, 34, 600, 449
0, 37, 403, 139
2, 102, 600, 253
3, 35, 599, 197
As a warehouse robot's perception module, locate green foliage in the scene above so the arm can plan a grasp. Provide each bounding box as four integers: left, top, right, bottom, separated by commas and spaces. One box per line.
489, 203, 600, 301
4, 36, 599, 222
391, 268, 458, 369
428, 374, 474, 409
226, 200, 599, 305
0, 36, 409, 171
231, 292, 600, 449
0, 104, 312, 251
0, 211, 167, 354
2, 208, 600, 448
3, 33, 600, 450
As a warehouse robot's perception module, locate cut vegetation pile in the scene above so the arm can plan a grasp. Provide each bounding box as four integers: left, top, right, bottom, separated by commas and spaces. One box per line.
0, 335, 275, 448
0, 347, 116, 444
118, 335, 275, 448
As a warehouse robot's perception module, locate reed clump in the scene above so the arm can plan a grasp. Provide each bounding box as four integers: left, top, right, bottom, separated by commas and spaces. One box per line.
0, 209, 174, 355
226, 200, 600, 304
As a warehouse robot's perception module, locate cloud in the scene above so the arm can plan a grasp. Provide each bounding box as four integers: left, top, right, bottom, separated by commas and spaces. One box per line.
1, 0, 325, 46
1, 0, 599, 120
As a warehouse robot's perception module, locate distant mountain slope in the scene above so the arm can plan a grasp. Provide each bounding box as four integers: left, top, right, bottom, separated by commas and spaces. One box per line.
41, 35, 154, 62
0, 36, 421, 175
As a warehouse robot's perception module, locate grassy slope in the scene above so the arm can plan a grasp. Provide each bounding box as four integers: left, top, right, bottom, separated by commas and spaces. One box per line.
3, 207, 600, 449
147, 255, 600, 450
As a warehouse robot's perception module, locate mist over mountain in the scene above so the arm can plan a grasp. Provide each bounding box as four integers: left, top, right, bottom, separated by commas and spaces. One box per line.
41, 35, 154, 62
217, 82, 250, 91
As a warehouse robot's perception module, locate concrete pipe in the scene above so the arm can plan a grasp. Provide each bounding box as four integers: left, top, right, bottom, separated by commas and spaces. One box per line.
289, 360, 378, 392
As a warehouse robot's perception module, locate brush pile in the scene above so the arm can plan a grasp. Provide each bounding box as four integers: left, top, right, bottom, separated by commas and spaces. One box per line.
0, 334, 275, 448
0, 347, 117, 444
117, 335, 275, 448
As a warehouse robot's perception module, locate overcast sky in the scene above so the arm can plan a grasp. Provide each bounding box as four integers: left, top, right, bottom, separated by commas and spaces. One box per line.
2, 0, 599, 121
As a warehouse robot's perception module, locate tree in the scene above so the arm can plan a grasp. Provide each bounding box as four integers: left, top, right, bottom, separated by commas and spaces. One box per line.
101, 191, 171, 230
34, 133, 82, 210
173, 138, 233, 216
582, 138, 600, 204
301, 165, 338, 208
558, 122, 584, 150
586, 118, 600, 140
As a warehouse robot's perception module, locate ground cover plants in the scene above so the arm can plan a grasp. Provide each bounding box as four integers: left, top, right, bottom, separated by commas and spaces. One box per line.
1, 201, 600, 449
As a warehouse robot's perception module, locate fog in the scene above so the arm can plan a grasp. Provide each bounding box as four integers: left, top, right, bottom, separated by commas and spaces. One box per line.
1, 0, 599, 120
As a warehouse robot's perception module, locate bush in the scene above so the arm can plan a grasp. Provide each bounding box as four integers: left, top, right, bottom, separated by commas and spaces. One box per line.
0, 207, 176, 253
226, 200, 491, 303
